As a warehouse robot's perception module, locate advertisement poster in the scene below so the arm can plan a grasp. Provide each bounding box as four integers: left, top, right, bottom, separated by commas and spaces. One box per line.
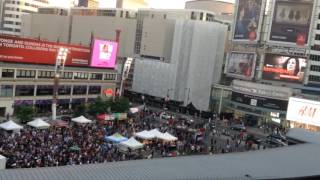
262, 54, 306, 83
233, 0, 263, 41
90, 39, 118, 68
269, 0, 314, 45
287, 97, 320, 127
231, 91, 288, 111
226, 52, 256, 79
0, 35, 90, 66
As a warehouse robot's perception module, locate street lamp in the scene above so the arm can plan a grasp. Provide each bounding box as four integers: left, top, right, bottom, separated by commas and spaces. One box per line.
52, 47, 69, 120
184, 88, 190, 105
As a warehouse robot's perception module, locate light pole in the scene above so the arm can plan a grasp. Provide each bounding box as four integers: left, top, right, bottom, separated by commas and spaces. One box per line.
184, 88, 190, 105
52, 47, 68, 120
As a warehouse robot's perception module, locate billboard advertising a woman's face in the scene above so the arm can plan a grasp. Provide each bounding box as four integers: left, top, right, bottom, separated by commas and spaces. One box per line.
90, 39, 118, 68
226, 52, 256, 80
262, 54, 307, 83
233, 0, 263, 41
269, 0, 314, 46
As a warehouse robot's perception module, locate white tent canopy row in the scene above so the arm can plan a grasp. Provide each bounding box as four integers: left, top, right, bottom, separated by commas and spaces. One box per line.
119, 137, 144, 151
135, 129, 177, 141
0, 120, 23, 131
27, 118, 50, 129
71, 116, 92, 124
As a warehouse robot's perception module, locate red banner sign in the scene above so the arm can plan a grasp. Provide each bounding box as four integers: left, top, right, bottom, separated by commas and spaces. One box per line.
0, 35, 91, 66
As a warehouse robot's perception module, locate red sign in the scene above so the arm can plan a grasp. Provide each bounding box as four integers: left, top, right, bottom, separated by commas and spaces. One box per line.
0, 35, 91, 66
103, 88, 114, 97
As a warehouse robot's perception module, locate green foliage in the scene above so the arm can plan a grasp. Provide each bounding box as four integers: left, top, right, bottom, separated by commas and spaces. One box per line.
88, 97, 111, 116
73, 104, 87, 117
111, 97, 130, 113
15, 106, 35, 124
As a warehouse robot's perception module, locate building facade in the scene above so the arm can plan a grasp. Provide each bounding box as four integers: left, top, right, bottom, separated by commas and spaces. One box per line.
0, 0, 49, 35
0, 35, 117, 117
77, 0, 99, 8
217, 0, 320, 127
132, 19, 227, 111
185, 0, 234, 22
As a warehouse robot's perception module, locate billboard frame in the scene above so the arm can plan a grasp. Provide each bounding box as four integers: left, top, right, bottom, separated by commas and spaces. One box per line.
89, 37, 119, 69
266, 0, 316, 47
261, 53, 307, 84
231, 0, 266, 43
225, 51, 257, 80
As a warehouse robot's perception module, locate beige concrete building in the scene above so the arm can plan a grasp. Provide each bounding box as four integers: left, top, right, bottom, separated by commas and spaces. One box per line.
185, 0, 234, 22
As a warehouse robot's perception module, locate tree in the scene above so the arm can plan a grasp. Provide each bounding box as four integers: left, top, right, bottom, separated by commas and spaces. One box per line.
88, 97, 111, 116
111, 97, 130, 113
73, 104, 87, 117
15, 106, 35, 124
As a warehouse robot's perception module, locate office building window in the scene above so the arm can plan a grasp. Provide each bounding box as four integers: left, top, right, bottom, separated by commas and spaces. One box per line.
310, 65, 320, 72
2, 69, 15, 78
90, 73, 103, 80
36, 85, 54, 96
317, 24, 320, 30
88, 86, 101, 94
309, 75, 320, 82
16, 69, 36, 78
38, 71, 55, 78
74, 72, 88, 79
15, 85, 34, 96
73, 85, 87, 95
316, 34, 320, 40
58, 85, 71, 95
309, 54, 320, 61
61, 72, 73, 79
0, 85, 13, 97
104, 74, 116, 81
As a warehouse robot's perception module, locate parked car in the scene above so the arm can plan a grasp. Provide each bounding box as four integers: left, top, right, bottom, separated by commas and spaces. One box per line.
264, 136, 288, 147
267, 133, 287, 143
230, 123, 246, 131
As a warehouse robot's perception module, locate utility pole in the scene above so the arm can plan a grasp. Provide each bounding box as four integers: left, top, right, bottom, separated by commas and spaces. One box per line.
52, 48, 69, 120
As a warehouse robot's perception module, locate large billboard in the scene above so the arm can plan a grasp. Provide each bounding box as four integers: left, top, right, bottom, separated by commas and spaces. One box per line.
90, 39, 118, 68
262, 54, 307, 83
269, 0, 314, 45
225, 52, 256, 79
231, 91, 288, 111
287, 97, 320, 127
233, 0, 264, 41
0, 35, 90, 66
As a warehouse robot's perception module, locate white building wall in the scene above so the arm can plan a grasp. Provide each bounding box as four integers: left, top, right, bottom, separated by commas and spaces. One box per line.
133, 19, 227, 111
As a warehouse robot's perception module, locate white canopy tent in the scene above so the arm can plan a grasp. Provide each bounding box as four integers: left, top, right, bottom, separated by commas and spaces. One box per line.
149, 129, 163, 137
135, 130, 155, 140
0, 155, 6, 170
162, 132, 178, 141
27, 118, 50, 129
0, 120, 23, 131
119, 137, 144, 151
71, 116, 92, 124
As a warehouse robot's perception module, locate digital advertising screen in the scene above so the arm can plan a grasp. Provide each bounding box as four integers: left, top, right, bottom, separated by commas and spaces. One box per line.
269, 0, 314, 45
262, 54, 307, 83
233, 0, 264, 41
90, 39, 118, 68
0, 35, 90, 66
231, 91, 288, 111
226, 52, 256, 79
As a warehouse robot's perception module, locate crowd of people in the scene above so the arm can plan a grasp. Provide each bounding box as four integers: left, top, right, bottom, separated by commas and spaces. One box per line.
0, 108, 276, 169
